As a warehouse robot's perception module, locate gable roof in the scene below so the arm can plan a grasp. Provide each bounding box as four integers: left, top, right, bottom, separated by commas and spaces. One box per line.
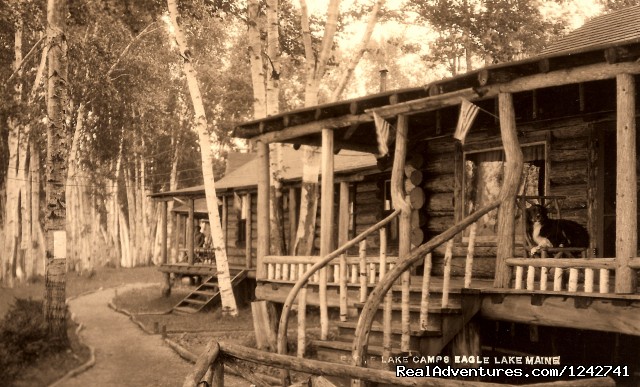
542, 5, 640, 56
152, 146, 377, 199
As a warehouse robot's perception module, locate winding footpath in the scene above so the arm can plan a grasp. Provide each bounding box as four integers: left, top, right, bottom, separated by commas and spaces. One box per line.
55, 284, 214, 387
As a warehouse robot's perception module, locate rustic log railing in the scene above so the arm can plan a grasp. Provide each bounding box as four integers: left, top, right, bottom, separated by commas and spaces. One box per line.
262, 253, 399, 285
351, 201, 501, 382
182, 339, 615, 387
506, 257, 616, 293
266, 209, 401, 383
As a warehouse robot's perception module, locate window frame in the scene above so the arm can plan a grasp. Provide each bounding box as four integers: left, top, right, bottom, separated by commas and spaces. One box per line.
460, 140, 549, 245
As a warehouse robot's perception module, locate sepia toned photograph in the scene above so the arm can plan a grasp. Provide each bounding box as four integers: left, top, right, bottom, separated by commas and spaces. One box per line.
1, 0, 639, 386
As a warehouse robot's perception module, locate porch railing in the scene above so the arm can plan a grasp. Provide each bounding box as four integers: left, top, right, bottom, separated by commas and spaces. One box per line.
271, 208, 401, 362
506, 256, 616, 293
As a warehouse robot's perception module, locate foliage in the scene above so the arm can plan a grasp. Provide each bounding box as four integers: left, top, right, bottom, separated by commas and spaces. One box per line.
408, 0, 570, 73
0, 298, 66, 384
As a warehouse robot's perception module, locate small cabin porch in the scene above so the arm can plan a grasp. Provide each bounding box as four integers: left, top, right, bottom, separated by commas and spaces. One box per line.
230, 40, 640, 384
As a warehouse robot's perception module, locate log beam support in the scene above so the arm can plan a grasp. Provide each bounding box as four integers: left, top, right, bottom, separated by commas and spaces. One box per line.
257, 141, 270, 280
161, 201, 171, 297
320, 128, 335, 340
494, 93, 524, 288
615, 73, 637, 294
187, 198, 194, 265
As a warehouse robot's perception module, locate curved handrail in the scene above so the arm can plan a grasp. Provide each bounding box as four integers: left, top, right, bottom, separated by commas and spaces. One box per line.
276, 208, 402, 356
351, 200, 501, 367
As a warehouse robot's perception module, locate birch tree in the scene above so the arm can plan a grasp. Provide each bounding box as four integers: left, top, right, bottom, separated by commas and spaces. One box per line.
294, 0, 386, 255
44, 0, 69, 345
167, 0, 238, 316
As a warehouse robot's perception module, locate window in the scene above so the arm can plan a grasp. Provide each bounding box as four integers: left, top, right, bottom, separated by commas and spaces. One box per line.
236, 194, 248, 246
383, 179, 399, 248
464, 143, 546, 243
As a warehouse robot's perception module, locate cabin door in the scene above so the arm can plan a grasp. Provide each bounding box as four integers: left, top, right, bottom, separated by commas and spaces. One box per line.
597, 123, 640, 258
598, 128, 616, 258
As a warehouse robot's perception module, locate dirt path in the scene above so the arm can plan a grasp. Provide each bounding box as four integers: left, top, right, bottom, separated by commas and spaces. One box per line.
59, 284, 245, 387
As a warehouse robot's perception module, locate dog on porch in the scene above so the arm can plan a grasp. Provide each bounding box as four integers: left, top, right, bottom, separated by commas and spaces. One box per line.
526, 204, 589, 257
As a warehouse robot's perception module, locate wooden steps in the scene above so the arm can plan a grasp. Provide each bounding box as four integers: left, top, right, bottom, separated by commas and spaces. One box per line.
311, 287, 482, 368
173, 270, 247, 313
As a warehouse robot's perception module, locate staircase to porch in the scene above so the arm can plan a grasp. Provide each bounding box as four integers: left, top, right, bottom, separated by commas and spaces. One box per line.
312, 278, 483, 370
173, 269, 248, 313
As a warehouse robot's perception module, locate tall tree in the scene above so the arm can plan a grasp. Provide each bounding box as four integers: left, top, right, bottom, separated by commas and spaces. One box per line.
43, 0, 69, 345
167, 0, 238, 316
292, 0, 342, 256
409, 0, 567, 73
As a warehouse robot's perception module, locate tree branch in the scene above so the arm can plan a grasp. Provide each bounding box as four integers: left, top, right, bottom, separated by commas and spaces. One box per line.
331, 0, 385, 101
107, 21, 159, 79
6, 35, 45, 85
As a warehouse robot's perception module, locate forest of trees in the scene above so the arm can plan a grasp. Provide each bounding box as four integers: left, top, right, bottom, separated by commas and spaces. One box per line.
0, 0, 629, 295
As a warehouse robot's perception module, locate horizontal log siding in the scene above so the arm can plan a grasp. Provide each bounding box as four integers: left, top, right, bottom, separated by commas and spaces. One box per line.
418, 120, 591, 279
354, 180, 386, 255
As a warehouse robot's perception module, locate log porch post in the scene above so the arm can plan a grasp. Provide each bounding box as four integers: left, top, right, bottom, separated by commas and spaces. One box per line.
245, 193, 253, 269
161, 200, 171, 297
338, 181, 350, 321
257, 141, 270, 280
187, 198, 195, 265
615, 73, 637, 294
494, 92, 524, 288
320, 128, 335, 340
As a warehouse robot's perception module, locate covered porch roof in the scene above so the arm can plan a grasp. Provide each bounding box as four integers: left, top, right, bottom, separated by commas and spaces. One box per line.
151, 146, 377, 199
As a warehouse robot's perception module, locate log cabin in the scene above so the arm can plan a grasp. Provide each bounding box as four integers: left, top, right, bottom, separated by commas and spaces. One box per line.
235, 7, 640, 386
150, 147, 380, 311
180, 7, 640, 386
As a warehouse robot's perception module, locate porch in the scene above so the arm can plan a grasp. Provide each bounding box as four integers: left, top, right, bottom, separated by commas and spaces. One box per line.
226, 40, 640, 385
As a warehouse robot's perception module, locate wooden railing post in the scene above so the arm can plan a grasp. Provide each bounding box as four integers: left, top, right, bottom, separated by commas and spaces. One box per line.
338, 181, 350, 322
442, 239, 454, 307
298, 285, 307, 357
379, 229, 392, 358
494, 92, 524, 288
419, 253, 432, 330
615, 73, 637, 294
464, 223, 477, 288
359, 240, 368, 302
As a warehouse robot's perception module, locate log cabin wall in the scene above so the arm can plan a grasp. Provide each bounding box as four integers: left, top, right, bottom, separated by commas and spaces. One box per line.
221, 192, 258, 268
411, 116, 603, 279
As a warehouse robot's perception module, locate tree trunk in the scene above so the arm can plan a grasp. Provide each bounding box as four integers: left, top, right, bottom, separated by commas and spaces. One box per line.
125, 165, 137, 266
44, 0, 69, 346
168, 133, 179, 262
266, 0, 286, 255
331, 0, 385, 101
167, 0, 238, 315
30, 140, 44, 276
293, 0, 341, 256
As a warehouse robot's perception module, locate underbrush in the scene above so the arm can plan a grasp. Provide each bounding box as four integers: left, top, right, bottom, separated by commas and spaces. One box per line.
0, 298, 67, 384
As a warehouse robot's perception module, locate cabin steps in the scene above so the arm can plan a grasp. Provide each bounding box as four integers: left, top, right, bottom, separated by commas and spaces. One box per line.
172, 270, 248, 314
312, 288, 482, 368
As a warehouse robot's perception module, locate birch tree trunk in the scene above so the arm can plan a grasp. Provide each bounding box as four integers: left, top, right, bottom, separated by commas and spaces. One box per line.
266, 0, 286, 255
293, 0, 341, 256
168, 133, 179, 262
167, 0, 238, 315
2, 18, 24, 287
331, 0, 385, 100
44, 0, 69, 345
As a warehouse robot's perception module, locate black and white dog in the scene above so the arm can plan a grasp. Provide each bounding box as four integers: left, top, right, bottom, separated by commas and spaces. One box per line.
527, 205, 589, 256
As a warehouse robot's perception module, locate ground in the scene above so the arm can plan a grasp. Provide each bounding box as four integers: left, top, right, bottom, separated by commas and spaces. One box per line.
0, 266, 323, 386
0, 267, 251, 387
